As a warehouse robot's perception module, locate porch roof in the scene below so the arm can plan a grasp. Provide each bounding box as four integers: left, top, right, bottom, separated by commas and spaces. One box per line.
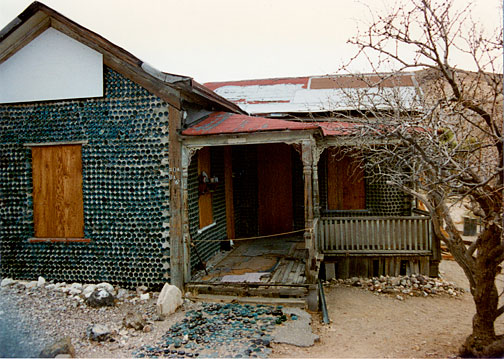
181, 111, 318, 136
314, 121, 360, 136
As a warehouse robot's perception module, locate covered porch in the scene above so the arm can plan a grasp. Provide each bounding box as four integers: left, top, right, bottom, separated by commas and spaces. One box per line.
178, 112, 321, 308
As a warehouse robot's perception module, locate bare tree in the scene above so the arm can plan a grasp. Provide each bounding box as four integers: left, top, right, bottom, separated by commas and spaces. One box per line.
339, 0, 503, 356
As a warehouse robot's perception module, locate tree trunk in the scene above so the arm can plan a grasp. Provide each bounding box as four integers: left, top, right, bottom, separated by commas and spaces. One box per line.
460, 223, 503, 358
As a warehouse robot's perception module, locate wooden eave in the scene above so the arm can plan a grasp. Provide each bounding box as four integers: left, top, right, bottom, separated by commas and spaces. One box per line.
181, 129, 318, 147
0, 2, 242, 113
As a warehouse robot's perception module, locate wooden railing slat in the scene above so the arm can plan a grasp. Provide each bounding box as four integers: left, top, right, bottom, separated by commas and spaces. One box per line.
318, 216, 432, 254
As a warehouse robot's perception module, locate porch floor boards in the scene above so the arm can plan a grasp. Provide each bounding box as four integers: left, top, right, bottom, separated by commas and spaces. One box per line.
190, 236, 307, 286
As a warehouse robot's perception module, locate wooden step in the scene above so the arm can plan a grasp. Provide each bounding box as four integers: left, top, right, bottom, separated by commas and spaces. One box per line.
187, 282, 310, 298
186, 293, 307, 308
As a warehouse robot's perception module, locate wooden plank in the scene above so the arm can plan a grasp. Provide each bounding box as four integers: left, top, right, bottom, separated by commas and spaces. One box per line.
224, 146, 235, 239
187, 294, 307, 308
169, 106, 184, 289
281, 260, 296, 283
293, 261, 306, 284
32, 145, 83, 238
269, 258, 285, 283
327, 148, 365, 210
0, 14, 50, 65
61, 145, 84, 237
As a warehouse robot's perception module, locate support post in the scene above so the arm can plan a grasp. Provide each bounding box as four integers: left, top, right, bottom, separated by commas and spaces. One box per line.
302, 140, 316, 283
181, 146, 192, 282
168, 106, 184, 290
224, 146, 235, 240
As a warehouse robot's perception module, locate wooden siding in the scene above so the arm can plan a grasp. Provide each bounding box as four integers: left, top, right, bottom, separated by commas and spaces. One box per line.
32, 145, 83, 238
318, 216, 431, 254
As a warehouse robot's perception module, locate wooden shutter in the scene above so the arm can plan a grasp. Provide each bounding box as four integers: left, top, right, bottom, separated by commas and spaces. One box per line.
327, 148, 365, 210
198, 147, 213, 229
32, 145, 84, 238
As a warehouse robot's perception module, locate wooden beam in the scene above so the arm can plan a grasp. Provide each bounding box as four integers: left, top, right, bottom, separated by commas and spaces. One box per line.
182, 131, 317, 148
49, 18, 181, 108
0, 13, 50, 65
169, 106, 184, 290
224, 146, 235, 240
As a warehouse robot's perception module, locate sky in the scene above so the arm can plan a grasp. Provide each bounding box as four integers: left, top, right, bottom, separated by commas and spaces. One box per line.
0, 0, 501, 84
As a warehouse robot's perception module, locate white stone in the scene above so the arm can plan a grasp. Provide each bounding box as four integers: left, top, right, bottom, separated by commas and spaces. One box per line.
37, 276, 46, 287
69, 288, 82, 296
140, 293, 150, 301
1, 278, 15, 287
46, 283, 56, 290
25, 281, 38, 289
83, 284, 97, 298
60, 287, 70, 293
116, 288, 129, 299
156, 284, 183, 316
70, 283, 83, 290
97, 282, 115, 294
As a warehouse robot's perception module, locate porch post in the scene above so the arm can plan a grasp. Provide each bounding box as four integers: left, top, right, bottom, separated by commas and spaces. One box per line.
168, 106, 184, 290
181, 146, 192, 283
302, 140, 316, 283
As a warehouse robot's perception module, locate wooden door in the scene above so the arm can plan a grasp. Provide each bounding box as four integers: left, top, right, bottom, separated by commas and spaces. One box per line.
327, 148, 365, 210
258, 143, 293, 235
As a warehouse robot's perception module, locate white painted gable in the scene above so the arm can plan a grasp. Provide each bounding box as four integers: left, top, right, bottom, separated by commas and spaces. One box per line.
0, 27, 103, 104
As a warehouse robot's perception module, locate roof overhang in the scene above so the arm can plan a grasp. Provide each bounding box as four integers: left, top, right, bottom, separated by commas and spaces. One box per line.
0, 2, 244, 113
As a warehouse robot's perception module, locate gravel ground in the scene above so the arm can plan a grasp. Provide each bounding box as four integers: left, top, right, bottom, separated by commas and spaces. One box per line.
0, 280, 315, 358
0, 293, 50, 357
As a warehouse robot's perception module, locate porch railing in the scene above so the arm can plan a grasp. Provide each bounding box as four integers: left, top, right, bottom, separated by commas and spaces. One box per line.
318, 216, 432, 255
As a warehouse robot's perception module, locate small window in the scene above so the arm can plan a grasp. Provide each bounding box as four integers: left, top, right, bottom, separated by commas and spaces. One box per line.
198, 147, 213, 229
327, 148, 365, 210
32, 145, 84, 238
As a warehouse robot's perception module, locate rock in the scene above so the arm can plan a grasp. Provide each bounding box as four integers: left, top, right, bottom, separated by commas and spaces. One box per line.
136, 285, 148, 294
46, 283, 56, 290
82, 284, 97, 298
1, 278, 16, 287
140, 293, 150, 301
39, 337, 76, 358
87, 324, 112, 342
390, 277, 401, 286
86, 288, 115, 308
123, 312, 146, 331
68, 288, 82, 296
396, 295, 404, 301
116, 288, 129, 299
70, 283, 83, 290
25, 281, 38, 289
37, 276, 46, 287
156, 283, 183, 316
143, 324, 152, 333
96, 282, 115, 295
152, 313, 166, 321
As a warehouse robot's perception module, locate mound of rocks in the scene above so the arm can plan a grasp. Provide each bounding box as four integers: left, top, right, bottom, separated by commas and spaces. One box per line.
326, 274, 464, 299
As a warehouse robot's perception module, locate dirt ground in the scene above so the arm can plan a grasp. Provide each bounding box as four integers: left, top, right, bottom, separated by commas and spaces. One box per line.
273, 260, 504, 358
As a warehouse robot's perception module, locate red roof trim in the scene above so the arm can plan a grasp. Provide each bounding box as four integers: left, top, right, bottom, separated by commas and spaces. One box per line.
182, 112, 317, 136
205, 77, 309, 91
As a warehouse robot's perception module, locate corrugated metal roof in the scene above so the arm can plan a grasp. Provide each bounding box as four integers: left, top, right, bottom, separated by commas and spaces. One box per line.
204, 73, 420, 115
182, 112, 367, 137
314, 121, 360, 136
182, 112, 318, 136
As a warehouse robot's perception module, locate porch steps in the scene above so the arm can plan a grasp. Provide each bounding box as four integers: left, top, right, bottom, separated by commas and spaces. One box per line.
186, 293, 307, 308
